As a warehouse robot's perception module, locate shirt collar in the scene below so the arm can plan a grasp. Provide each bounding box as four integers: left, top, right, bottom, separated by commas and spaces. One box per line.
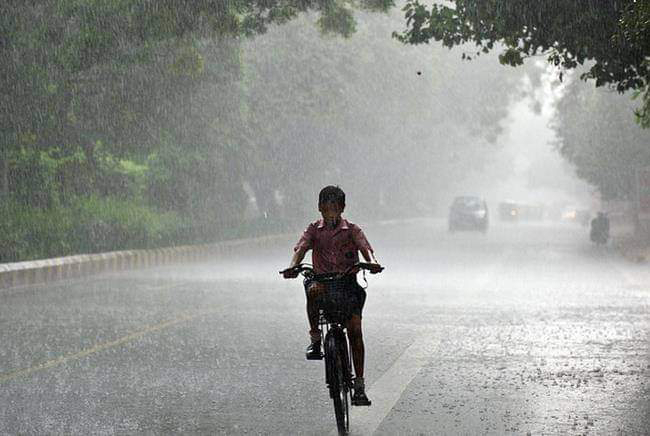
317, 218, 349, 230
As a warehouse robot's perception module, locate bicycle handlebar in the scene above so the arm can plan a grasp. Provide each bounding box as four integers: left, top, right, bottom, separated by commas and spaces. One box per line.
279, 262, 384, 278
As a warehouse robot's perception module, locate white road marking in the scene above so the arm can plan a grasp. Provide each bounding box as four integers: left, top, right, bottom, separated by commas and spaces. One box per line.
331, 333, 440, 436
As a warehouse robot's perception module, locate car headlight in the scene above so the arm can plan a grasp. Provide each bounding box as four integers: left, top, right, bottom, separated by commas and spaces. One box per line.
474, 210, 487, 218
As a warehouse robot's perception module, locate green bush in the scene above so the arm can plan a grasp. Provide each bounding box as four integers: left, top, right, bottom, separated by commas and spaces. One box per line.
0, 202, 73, 262
70, 196, 181, 253
0, 193, 290, 263
0, 197, 182, 262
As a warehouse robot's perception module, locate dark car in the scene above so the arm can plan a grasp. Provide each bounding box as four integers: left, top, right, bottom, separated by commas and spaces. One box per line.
449, 196, 489, 232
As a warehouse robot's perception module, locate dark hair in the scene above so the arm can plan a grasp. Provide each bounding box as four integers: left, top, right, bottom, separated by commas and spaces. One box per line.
318, 185, 346, 210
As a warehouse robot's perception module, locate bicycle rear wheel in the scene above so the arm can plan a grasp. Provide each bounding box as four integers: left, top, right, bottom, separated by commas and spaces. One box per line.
326, 335, 350, 435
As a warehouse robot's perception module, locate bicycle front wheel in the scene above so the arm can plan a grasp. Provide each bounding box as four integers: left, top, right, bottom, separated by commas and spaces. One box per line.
326, 335, 350, 435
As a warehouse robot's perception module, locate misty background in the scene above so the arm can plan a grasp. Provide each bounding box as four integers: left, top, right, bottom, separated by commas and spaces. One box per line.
2, 3, 648, 262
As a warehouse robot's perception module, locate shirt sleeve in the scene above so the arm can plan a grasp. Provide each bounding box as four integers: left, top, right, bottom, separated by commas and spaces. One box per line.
351, 225, 373, 253
294, 223, 315, 252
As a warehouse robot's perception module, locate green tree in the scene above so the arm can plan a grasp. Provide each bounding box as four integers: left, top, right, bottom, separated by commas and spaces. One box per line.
395, 0, 650, 125
553, 73, 650, 200
0, 0, 397, 259
0, 0, 395, 197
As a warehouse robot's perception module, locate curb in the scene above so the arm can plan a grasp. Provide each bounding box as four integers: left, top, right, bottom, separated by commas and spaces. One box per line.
0, 234, 291, 289
0, 217, 422, 290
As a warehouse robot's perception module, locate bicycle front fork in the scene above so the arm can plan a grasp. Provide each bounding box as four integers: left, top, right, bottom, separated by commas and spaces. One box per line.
324, 326, 352, 390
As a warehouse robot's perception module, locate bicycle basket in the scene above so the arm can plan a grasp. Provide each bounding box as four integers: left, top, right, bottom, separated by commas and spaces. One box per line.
315, 278, 355, 323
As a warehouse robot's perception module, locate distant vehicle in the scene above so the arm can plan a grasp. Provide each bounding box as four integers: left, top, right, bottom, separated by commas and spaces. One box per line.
561, 207, 577, 221
561, 206, 591, 225
520, 204, 544, 221
499, 201, 545, 221
498, 201, 519, 221
449, 196, 489, 232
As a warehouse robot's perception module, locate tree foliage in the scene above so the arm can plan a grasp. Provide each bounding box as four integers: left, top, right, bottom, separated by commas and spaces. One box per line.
1, 0, 531, 261
553, 72, 650, 200
395, 0, 650, 125
0, 0, 396, 261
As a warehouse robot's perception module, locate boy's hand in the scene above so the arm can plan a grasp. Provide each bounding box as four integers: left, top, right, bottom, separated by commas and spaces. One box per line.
281, 267, 300, 279
367, 263, 384, 274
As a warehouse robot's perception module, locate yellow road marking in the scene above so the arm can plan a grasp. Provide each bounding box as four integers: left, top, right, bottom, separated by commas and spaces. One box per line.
0, 310, 211, 384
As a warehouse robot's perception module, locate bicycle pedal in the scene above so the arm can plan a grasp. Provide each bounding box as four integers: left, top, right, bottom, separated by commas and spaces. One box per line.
352, 400, 372, 407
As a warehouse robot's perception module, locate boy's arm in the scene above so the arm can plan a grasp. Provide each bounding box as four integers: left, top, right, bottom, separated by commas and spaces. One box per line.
359, 246, 382, 273
283, 246, 308, 278
289, 246, 308, 268
353, 226, 382, 272
283, 224, 314, 278
359, 246, 374, 263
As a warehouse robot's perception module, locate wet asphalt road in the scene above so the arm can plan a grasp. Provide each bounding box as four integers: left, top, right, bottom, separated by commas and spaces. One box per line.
1, 219, 649, 435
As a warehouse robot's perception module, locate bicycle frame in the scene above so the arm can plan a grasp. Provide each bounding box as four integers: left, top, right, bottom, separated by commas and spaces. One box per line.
315, 276, 355, 435
321, 314, 353, 395
322, 315, 352, 435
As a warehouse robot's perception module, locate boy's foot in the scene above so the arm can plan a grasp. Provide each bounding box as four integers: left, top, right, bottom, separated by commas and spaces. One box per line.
305, 341, 323, 360
352, 377, 371, 406
351, 389, 371, 406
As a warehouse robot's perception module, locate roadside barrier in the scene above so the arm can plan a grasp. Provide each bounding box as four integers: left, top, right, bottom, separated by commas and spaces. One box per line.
0, 234, 290, 289
0, 218, 426, 289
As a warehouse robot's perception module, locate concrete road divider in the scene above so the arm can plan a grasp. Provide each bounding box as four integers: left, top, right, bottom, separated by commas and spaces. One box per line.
0, 234, 290, 289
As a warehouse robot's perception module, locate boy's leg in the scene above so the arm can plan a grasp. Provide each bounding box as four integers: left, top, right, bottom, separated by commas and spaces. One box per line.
306, 293, 321, 343
346, 315, 364, 378
348, 283, 371, 406
348, 282, 367, 377
305, 281, 323, 359
348, 314, 371, 406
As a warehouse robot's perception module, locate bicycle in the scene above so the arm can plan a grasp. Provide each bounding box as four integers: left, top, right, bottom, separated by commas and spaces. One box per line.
279, 262, 383, 435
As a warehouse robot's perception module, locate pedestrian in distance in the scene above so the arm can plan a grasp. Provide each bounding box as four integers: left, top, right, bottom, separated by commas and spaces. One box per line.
590, 211, 610, 245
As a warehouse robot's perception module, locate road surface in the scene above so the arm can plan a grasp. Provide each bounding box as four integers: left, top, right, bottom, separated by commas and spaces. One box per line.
1, 219, 648, 434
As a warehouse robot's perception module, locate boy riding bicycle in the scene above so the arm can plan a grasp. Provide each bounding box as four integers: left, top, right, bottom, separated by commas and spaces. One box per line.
282, 185, 382, 406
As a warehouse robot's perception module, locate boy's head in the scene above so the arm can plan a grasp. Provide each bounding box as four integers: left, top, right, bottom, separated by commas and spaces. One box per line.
318, 185, 345, 224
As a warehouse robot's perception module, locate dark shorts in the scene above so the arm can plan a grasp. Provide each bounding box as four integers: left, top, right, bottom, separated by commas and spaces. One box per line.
304, 275, 367, 318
